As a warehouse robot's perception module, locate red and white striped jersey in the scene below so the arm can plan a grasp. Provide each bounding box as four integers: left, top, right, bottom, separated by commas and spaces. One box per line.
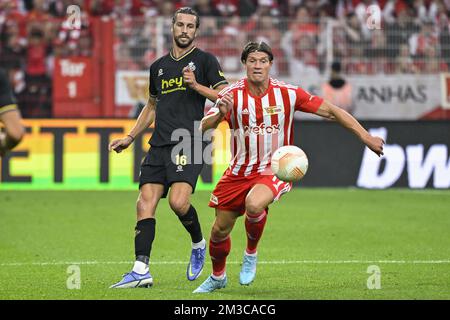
206, 78, 323, 177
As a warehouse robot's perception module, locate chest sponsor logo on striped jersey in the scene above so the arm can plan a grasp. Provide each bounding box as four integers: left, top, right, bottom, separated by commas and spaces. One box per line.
263, 105, 283, 115
243, 123, 280, 135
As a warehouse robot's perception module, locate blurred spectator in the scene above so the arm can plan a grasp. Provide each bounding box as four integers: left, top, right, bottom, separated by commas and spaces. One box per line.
1, 0, 449, 119
409, 19, 439, 57
282, 6, 321, 76
383, 0, 408, 24
196, 16, 219, 54
26, 28, 48, 79
335, 0, 355, 19
344, 46, 371, 74
215, 15, 245, 72
116, 45, 141, 70
250, 15, 286, 75
212, 0, 239, 17
366, 29, 390, 74
394, 43, 419, 73
0, 20, 26, 70
279, 0, 304, 18
193, 0, 221, 16
254, 0, 279, 17
322, 61, 353, 114
416, 45, 449, 73
439, 13, 450, 69
88, 0, 115, 16
25, 27, 51, 117
354, 0, 379, 40
342, 12, 364, 46
341, 12, 366, 63
385, 7, 418, 58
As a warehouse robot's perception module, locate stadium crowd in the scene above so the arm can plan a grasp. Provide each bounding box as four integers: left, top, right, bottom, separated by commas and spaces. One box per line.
0, 0, 449, 117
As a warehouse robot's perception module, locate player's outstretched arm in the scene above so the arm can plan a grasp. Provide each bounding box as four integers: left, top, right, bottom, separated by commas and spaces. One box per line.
108, 96, 156, 153
200, 93, 233, 132
0, 109, 25, 157
182, 67, 227, 102
314, 100, 385, 157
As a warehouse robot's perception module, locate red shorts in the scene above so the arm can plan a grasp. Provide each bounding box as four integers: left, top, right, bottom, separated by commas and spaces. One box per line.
208, 168, 292, 215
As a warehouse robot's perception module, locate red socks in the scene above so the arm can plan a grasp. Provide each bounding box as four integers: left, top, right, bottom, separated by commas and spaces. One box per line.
244, 210, 267, 255
209, 210, 267, 277
209, 236, 231, 277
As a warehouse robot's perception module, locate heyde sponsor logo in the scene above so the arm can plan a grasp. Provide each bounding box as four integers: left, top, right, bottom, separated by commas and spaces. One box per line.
357, 127, 450, 189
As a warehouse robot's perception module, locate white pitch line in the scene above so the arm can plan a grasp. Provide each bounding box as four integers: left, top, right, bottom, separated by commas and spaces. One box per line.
1, 260, 450, 267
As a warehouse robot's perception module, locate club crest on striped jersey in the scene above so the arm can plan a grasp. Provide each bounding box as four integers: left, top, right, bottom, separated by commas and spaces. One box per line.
264, 105, 283, 115
210, 194, 218, 205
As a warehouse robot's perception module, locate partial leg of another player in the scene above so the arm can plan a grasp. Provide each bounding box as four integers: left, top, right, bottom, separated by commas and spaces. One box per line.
193, 209, 240, 293
240, 183, 274, 285
169, 182, 207, 281
110, 183, 164, 288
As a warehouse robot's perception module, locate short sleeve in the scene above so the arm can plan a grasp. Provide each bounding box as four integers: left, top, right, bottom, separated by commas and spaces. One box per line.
294, 87, 323, 113
205, 53, 228, 89
148, 62, 157, 98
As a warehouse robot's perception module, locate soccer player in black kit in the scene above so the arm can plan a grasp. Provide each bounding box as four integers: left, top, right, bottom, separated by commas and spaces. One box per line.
0, 68, 24, 157
109, 7, 228, 288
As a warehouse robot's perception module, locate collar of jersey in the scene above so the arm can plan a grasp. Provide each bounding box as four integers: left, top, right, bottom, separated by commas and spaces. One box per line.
244, 78, 273, 99
170, 46, 197, 61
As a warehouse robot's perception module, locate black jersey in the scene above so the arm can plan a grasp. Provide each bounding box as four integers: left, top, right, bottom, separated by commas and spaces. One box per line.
148, 47, 228, 146
0, 68, 18, 115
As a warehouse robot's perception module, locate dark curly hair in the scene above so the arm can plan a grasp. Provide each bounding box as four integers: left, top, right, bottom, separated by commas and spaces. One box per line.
240, 41, 274, 63
172, 7, 200, 29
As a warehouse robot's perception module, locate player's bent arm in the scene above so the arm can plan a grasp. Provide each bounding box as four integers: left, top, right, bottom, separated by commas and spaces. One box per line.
128, 96, 156, 139
315, 100, 385, 156
108, 96, 156, 152
193, 83, 227, 102
200, 110, 224, 132
200, 93, 233, 132
0, 109, 25, 153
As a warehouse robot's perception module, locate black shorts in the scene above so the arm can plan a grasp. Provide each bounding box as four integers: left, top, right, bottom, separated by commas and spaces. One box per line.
139, 144, 204, 198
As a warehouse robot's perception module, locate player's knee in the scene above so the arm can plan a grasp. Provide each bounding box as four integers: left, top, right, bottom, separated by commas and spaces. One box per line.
136, 197, 156, 219
211, 223, 231, 241
169, 197, 190, 215
245, 198, 265, 216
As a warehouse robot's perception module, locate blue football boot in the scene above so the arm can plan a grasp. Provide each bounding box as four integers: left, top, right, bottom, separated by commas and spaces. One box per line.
109, 271, 153, 288
193, 275, 227, 293
239, 253, 257, 285
187, 246, 206, 281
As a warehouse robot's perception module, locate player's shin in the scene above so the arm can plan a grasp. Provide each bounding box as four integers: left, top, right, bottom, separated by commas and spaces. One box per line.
244, 210, 267, 255
133, 218, 156, 274
178, 205, 204, 245
209, 236, 231, 279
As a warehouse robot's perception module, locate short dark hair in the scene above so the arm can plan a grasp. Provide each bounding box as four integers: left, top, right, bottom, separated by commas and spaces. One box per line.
172, 7, 200, 29
240, 41, 274, 63
331, 61, 341, 73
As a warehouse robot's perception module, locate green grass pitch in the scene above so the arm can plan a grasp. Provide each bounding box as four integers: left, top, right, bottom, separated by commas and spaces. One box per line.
0, 189, 449, 300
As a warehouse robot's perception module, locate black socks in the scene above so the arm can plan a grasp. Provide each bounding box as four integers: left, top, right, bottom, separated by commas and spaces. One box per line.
134, 218, 155, 262
178, 205, 203, 244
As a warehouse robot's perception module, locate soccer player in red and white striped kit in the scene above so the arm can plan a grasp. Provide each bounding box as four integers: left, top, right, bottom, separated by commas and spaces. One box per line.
193, 41, 385, 293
